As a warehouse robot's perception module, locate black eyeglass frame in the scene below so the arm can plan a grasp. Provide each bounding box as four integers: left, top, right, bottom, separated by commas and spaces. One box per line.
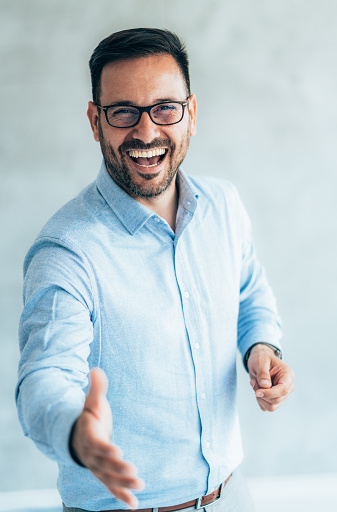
95, 97, 190, 128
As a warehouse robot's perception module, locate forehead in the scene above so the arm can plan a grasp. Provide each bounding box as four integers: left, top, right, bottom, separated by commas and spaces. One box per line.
99, 54, 187, 105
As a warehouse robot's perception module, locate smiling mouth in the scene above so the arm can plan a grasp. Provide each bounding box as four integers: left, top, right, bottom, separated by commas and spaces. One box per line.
127, 148, 168, 168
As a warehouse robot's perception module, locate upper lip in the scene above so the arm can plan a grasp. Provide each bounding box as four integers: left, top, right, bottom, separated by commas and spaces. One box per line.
127, 148, 167, 158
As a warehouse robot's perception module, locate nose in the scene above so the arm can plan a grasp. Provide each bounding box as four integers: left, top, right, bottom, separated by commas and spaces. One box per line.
131, 111, 161, 143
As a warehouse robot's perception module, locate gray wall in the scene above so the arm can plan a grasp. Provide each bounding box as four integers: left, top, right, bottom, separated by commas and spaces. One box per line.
1, 0, 336, 491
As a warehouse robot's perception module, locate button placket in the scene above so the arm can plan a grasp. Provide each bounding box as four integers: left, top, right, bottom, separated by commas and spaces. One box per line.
174, 237, 213, 471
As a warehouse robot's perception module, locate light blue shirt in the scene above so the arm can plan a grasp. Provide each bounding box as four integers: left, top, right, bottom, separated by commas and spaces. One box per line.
16, 162, 282, 511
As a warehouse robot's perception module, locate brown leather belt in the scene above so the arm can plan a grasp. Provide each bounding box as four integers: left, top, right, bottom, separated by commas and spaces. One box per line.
105, 474, 232, 512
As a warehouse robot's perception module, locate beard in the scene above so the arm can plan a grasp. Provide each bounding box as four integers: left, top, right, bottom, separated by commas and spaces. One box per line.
98, 120, 191, 198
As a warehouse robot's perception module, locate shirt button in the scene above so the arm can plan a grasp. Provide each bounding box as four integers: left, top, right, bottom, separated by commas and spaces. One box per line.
205, 441, 211, 449
154, 217, 160, 223
184, 291, 190, 299
195, 343, 200, 349
201, 393, 206, 399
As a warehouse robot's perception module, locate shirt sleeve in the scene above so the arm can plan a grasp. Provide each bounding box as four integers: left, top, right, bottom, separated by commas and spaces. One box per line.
235, 191, 283, 365
16, 236, 96, 465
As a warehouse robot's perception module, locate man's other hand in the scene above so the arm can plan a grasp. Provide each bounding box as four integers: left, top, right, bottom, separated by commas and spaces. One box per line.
71, 368, 145, 508
247, 344, 295, 412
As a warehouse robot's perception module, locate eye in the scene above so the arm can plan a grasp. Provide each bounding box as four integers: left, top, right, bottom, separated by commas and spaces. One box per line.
106, 106, 139, 127
110, 107, 138, 117
154, 104, 178, 113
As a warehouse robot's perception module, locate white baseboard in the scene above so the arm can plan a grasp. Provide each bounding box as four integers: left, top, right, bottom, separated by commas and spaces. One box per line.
0, 488, 61, 511
247, 473, 337, 512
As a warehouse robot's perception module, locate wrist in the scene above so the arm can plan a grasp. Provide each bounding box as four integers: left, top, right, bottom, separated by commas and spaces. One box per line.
244, 342, 282, 371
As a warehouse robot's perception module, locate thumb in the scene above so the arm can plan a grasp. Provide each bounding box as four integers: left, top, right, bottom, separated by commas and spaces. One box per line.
255, 363, 272, 388
84, 367, 109, 416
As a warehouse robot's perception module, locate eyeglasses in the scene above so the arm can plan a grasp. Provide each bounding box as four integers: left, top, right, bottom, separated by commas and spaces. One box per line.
96, 98, 190, 128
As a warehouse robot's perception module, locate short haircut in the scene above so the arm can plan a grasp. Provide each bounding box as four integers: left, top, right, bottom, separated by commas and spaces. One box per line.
89, 28, 191, 105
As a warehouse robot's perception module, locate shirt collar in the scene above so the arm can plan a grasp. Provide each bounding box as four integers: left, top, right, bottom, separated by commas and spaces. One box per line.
96, 160, 199, 236
177, 167, 199, 214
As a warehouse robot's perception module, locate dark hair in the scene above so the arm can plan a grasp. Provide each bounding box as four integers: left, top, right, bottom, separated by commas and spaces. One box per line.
89, 28, 191, 104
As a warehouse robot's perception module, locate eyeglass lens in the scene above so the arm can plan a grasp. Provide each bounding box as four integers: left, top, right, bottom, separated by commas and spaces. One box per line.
106, 103, 184, 127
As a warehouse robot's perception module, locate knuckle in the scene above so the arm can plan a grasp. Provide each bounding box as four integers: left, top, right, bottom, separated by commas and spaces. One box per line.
111, 444, 123, 458
91, 462, 102, 473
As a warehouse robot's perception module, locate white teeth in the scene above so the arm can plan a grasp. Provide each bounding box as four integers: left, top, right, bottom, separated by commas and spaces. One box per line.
137, 162, 160, 168
128, 148, 166, 158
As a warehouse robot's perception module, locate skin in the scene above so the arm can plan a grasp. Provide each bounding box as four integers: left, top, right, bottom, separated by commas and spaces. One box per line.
72, 53, 295, 508
248, 345, 295, 412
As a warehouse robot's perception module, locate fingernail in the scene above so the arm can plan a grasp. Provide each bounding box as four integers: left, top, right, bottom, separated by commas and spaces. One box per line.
129, 498, 139, 510
260, 379, 271, 386
137, 478, 145, 490
250, 380, 255, 388
256, 391, 264, 398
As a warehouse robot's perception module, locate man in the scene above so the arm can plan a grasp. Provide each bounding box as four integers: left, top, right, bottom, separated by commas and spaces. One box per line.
16, 28, 294, 512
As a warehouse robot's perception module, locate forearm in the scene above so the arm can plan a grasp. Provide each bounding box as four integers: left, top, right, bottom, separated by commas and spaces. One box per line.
237, 236, 282, 361
17, 239, 96, 462
16, 367, 85, 464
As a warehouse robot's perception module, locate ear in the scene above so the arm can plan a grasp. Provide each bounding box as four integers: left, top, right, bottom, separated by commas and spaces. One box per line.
188, 94, 197, 136
87, 101, 100, 142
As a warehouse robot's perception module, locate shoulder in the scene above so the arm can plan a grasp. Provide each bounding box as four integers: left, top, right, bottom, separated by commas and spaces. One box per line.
36, 181, 107, 246
23, 181, 107, 276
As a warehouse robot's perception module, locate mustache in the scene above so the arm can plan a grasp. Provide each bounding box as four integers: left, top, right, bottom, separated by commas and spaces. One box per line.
119, 138, 174, 153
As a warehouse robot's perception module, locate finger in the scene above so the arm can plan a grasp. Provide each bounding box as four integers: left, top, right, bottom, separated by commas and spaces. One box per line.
250, 379, 257, 390
110, 487, 139, 509
97, 473, 140, 509
89, 453, 138, 477
256, 397, 282, 412
89, 442, 123, 460
83, 443, 135, 471
271, 367, 295, 391
73, 434, 122, 468
106, 473, 144, 490
89, 454, 134, 474
255, 363, 272, 389
91, 462, 145, 507
94, 468, 144, 490
84, 368, 109, 416
256, 393, 286, 406
255, 381, 293, 401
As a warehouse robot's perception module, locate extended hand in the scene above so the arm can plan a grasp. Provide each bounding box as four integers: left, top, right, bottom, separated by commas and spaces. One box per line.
71, 368, 145, 508
247, 344, 295, 412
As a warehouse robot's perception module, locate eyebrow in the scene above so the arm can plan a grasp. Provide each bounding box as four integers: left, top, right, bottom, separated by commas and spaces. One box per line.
102, 98, 184, 107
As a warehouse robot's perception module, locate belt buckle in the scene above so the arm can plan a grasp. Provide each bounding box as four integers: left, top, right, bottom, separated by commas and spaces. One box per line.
195, 482, 223, 510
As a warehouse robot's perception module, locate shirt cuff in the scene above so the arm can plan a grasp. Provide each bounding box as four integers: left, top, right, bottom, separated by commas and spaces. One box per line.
49, 405, 84, 465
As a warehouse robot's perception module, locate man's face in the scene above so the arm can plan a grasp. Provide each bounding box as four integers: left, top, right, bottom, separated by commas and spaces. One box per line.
87, 54, 197, 199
